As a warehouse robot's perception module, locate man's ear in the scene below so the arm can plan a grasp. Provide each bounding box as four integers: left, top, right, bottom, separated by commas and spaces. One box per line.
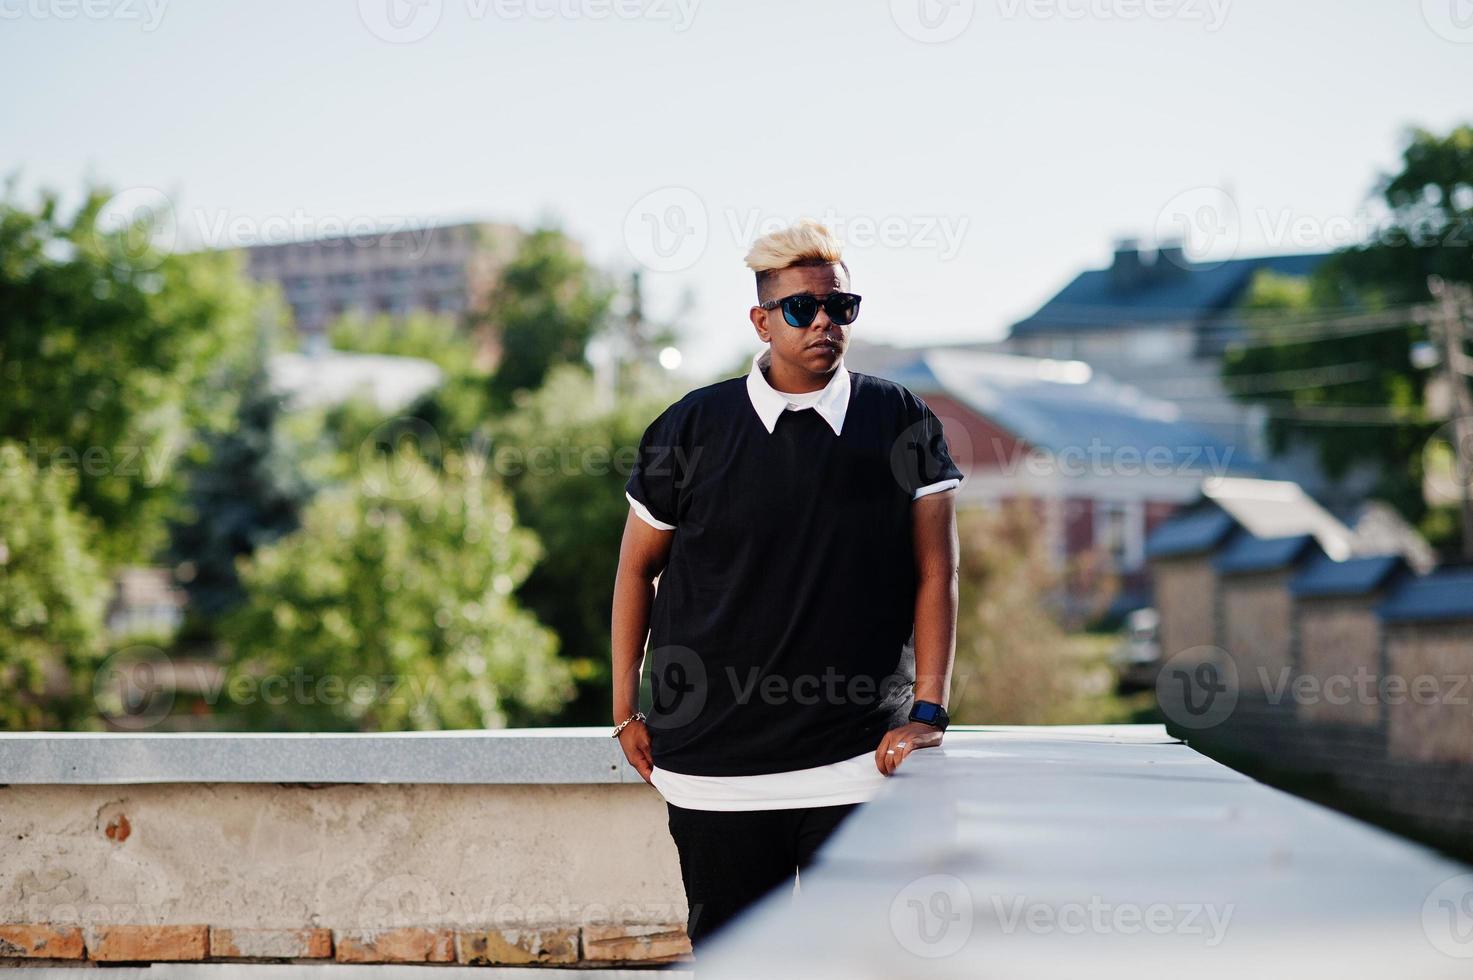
750, 305, 772, 344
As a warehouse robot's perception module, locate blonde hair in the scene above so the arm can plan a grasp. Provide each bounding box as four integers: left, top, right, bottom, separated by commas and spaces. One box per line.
744, 218, 844, 273
744, 219, 849, 298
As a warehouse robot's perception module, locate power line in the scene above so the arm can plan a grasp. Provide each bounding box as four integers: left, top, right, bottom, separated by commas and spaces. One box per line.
1174, 401, 1433, 426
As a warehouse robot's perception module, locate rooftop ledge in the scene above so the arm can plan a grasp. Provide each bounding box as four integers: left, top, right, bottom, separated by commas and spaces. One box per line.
0, 725, 1170, 785
3, 725, 1470, 977
0, 727, 635, 785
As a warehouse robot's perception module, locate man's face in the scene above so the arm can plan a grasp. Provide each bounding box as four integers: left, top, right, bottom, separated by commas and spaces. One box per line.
749, 262, 851, 376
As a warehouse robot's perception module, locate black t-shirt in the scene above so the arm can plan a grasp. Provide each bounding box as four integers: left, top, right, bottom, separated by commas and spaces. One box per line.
625, 369, 964, 776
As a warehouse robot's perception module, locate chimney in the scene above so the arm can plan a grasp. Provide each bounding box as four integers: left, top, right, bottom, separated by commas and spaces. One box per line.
1154, 239, 1190, 277
1110, 239, 1144, 291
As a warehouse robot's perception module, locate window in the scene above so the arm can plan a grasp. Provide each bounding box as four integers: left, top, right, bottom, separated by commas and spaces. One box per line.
1094, 499, 1144, 571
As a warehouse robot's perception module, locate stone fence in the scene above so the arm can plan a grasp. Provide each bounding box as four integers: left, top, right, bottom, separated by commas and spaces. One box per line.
1148, 520, 1473, 859
0, 730, 690, 968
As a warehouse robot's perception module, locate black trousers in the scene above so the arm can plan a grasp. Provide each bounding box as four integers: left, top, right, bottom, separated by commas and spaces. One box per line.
665, 801, 860, 954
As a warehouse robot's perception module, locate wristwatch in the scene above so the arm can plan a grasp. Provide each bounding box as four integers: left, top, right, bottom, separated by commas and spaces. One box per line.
909, 700, 950, 732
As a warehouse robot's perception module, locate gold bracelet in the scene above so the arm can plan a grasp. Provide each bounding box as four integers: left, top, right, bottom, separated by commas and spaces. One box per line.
611, 711, 646, 738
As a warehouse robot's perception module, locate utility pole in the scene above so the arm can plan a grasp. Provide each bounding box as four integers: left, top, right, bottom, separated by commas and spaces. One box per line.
1428, 275, 1473, 561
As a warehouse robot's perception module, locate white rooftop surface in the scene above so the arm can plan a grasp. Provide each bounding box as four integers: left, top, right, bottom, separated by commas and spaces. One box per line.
267, 349, 444, 412
697, 725, 1473, 979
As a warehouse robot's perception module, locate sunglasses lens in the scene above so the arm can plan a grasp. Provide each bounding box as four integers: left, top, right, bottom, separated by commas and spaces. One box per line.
782, 295, 818, 327
827, 293, 860, 325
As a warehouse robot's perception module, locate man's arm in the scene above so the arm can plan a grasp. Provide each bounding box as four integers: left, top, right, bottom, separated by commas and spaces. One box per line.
875, 488, 960, 775
611, 508, 674, 783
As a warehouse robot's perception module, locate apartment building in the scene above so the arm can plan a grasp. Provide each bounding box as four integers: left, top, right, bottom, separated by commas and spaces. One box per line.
241, 221, 522, 347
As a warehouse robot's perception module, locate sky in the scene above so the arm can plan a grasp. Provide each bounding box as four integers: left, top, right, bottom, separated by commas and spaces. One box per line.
3, 0, 1471, 380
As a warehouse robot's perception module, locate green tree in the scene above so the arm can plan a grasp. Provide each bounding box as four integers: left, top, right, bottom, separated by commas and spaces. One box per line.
482, 228, 614, 409
949, 501, 1087, 725
219, 443, 572, 730
0, 185, 262, 563
488, 364, 681, 722
1223, 124, 1473, 536
0, 441, 111, 729
328, 309, 475, 374
166, 344, 321, 634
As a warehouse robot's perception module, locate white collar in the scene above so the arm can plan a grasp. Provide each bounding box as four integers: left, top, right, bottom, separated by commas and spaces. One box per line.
744, 347, 851, 436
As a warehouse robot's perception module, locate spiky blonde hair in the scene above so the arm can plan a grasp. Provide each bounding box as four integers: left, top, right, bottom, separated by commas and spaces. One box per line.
744, 219, 849, 299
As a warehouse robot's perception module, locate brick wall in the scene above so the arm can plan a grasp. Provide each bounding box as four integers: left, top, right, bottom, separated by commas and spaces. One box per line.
1385, 622, 1473, 765
1295, 598, 1382, 728
1153, 557, 1473, 861
0, 778, 690, 968
1218, 569, 1296, 695
1152, 554, 1216, 658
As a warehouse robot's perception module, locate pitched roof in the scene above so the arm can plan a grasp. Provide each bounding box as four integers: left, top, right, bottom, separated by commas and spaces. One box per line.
1145, 477, 1355, 561
1213, 533, 1322, 576
857, 348, 1251, 471
1144, 508, 1238, 558
1011, 252, 1331, 336
1290, 554, 1410, 598
1202, 478, 1354, 559
1376, 568, 1473, 623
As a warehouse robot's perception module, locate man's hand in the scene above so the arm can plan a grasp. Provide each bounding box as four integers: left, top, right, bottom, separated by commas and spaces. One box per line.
875, 721, 944, 775
617, 719, 654, 783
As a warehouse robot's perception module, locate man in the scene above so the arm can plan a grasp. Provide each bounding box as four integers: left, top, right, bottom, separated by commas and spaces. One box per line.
610, 219, 963, 955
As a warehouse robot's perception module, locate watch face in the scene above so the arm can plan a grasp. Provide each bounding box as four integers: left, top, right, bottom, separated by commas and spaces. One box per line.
913, 702, 939, 722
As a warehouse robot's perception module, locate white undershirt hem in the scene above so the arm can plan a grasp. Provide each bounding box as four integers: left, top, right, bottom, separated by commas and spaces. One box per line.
650, 750, 888, 811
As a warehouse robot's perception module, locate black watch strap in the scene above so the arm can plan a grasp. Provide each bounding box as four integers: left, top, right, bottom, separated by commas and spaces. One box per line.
909, 699, 950, 731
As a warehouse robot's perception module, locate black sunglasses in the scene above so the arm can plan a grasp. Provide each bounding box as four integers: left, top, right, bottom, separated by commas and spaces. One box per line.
758, 291, 862, 328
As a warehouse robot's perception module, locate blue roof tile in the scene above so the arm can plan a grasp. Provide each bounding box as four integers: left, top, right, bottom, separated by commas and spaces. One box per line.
1290, 554, 1409, 598
879, 351, 1258, 476
1145, 508, 1237, 559
1012, 253, 1331, 335
1213, 533, 1321, 575
1377, 569, 1473, 623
